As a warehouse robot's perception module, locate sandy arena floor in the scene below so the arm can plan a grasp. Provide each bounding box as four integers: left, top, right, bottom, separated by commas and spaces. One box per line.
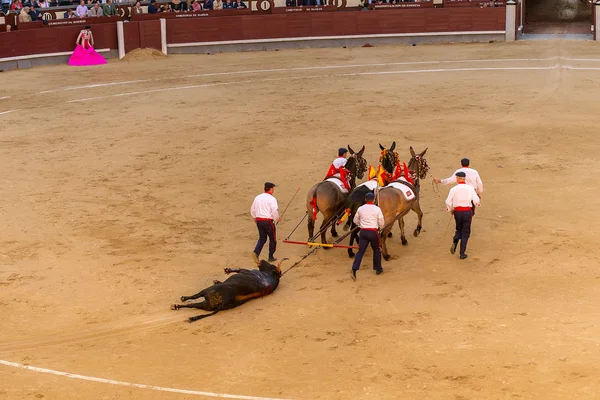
1, 40, 600, 400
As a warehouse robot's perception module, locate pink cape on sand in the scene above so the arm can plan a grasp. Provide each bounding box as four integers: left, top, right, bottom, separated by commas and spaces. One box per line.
68, 43, 107, 67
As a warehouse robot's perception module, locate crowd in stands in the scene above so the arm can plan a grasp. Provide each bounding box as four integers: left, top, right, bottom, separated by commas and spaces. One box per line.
1, 0, 248, 16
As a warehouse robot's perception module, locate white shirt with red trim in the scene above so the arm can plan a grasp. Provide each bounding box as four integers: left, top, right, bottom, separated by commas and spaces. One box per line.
441, 167, 483, 194
250, 193, 279, 220
445, 183, 481, 211
332, 157, 347, 170
353, 203, 384, 230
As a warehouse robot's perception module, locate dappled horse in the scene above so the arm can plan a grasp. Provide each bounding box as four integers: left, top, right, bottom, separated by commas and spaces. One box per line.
306, 145, 367, 245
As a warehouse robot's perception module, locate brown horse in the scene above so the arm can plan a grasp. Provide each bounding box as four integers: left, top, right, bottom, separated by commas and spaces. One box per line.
399, 146, 429, 241
307, 145, 367, 244
379, 144, 429, 246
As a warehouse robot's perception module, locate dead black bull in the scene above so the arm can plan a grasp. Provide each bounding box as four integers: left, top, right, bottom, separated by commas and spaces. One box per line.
171, 258, 288, 322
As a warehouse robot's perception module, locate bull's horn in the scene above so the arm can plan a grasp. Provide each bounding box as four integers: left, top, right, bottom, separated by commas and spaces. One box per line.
277, 258, 290, 268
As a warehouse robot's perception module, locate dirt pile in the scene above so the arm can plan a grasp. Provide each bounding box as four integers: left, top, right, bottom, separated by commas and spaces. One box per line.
122, 48, 167, 62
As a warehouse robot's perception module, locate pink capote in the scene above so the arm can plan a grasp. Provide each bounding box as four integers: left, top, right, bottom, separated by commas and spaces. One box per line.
68, 39, 107, 66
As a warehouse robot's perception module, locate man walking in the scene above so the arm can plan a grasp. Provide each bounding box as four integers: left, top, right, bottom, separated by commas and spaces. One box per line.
434, 157, 483, 195
250, 182, 280, 263
350, 192, 384, 280
445, 172, 481, 260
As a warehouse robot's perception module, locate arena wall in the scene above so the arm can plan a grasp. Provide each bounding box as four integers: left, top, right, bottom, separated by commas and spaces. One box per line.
0, 5, 507, 71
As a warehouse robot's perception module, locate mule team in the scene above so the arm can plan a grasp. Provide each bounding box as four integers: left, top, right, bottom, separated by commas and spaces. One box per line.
171, 143, 483, 321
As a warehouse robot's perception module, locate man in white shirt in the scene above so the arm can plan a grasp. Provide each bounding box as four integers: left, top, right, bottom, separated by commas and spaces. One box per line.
445, 172, 481, 260
250, 182, 280, 263
324, 148, 350, 191
350, 192, 385, 280
434, 158, 483, 194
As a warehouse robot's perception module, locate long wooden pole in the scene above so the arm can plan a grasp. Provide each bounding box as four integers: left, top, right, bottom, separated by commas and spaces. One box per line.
282, 240, 359, 249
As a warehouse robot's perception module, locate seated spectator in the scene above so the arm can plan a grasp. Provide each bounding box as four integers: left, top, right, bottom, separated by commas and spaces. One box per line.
64, 8, 77, 17
223, 0, 233, 7
29, 5, 40, 19
11, 0, 23, 11
213, 0, 222, 9
190, 0, 201, 10
37, 0, 49, 6
89, 1, 103, 16
233, 0, 246, 7
170, 0, 186, 11
131, 0, 142, 14
103, 0, 118, 15
18, 6, 31, 21
285, 0, 296, 5
203, 0, 213, 8
76, 0, 88, 17
1, 0, 9, 14
148, 0, 161, 12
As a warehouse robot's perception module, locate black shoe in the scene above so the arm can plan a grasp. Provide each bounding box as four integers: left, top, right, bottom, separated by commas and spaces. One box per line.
375, 269, 384, 275
252, 252, 259, 264
268, 256, 277, 262
450, 242, 457, 255
460, 254, 468, 260
350, 269, 357, 281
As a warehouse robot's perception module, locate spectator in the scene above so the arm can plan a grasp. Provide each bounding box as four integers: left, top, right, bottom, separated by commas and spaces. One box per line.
64, 8, 76, 17
223, 0, 233, 7
213, 0, 222, 9
11, 0, 23, 11
170, 0, 184, 11
1, 0, 10, 14
89, 1, 103, 15
285, 0, 295, 5
147, 0, 159, 11
18, 6, 31, 21
203, 0, 212, 8
29, 4, 40, 19
190, 0, 201, 10
233, 0, 246, 7
131, 0, 142, 14
76, 0, 88, 16
103, 0, 117, 15
37, 0, 49, 6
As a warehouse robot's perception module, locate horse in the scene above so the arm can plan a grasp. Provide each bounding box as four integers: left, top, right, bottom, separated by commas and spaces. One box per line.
379, 144, 429, 246
343, 143, 429, 259
306, 145, 367, 245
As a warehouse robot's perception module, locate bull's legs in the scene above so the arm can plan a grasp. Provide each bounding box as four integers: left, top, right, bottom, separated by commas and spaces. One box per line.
189, 309, 221, 323
399, 217, 408, 246
412, 199, 424, 237
179, 289, 208, 303
171, 300, 212, 311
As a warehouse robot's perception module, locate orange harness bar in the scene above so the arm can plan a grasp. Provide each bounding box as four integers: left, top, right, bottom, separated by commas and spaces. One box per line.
283, 240, 359, 249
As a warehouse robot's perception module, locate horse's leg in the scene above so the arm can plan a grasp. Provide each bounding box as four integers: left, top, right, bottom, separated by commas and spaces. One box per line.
319, 211, 331, 245
330, 213, 339, 238
399, 217, 408, 246
307, 215, 315, 241
381, 217, 394, 261
412, 199, 424, 237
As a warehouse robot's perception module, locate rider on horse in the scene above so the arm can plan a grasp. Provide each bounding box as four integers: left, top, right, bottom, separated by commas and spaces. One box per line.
324, 148, 351, 191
